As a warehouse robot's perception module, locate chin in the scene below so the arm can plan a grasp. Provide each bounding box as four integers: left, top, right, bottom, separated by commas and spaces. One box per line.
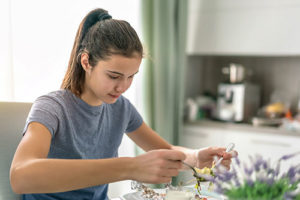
106, 100, 117, 104
103, 97, 118, 104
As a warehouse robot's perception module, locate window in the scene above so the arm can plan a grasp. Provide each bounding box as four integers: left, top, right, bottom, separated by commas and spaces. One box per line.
0, 0, 142, 106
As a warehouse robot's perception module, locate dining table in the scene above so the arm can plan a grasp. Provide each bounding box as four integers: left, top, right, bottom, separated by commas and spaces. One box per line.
110, 185, 224, 200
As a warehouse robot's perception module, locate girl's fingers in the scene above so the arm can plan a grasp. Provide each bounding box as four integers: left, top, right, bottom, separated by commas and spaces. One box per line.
221, 160, 231, 169
222, 150, 238, 160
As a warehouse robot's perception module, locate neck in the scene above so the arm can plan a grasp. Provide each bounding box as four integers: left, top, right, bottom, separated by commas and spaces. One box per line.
80, 92, 103, 106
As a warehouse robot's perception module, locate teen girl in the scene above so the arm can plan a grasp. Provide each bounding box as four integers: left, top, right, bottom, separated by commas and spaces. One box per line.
10, 8, 235, 200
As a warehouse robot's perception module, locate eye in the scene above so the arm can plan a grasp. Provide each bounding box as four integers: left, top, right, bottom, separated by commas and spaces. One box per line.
108, 74, 119, 80
128, 75, 135, 79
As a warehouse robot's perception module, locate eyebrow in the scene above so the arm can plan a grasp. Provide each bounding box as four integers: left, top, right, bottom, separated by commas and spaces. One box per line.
106, 70, 139, 77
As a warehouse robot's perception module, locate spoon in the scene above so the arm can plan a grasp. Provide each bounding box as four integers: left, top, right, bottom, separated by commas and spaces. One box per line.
182, 143, 235, 177
182, 161, 201, 178
214, 143, 235, 167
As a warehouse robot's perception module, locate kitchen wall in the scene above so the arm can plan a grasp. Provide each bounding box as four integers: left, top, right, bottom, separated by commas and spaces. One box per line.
185, 56, 300, 111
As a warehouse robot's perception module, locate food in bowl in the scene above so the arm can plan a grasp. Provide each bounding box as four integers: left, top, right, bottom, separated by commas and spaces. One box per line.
193, 166, 214, 194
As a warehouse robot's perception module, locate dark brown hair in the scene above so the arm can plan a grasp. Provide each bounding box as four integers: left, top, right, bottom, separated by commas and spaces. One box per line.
61, 8, 143, 96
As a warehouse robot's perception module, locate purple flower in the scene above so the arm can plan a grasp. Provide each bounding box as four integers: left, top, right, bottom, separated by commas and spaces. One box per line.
283, 190, 300, 200
217, 172, 233, 182
246, 178, 254, 187
234, 157, 241, 166
231, 165, 237, 174
211, 151, 300, 199
280, 152, 300, 161
267, 168, 275, 175
275, 162, 281, 176
254, 157, 264, 172
283, 193, 295, 200
244, 166, 253, 177
214, 184, 224, 194
285, 166, 300, 184
233, 176, 241, 187
224, 171, 234, 180
287, 167, 296, 179
266, 177, 275, 185
262, 160, 268, 169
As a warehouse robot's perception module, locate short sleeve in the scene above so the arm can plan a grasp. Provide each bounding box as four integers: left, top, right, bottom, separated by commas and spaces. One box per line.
125, 101, 143, 133
23, 96, 59, 137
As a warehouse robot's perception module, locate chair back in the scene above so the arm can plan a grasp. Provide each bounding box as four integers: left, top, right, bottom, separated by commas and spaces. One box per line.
0, 102, 32, 200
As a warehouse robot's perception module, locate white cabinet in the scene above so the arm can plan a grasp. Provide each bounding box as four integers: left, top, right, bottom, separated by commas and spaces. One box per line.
223, 130, 300, 172
187, 0, 300, 56
180, 122, 300, 172
179, 125, 225, 149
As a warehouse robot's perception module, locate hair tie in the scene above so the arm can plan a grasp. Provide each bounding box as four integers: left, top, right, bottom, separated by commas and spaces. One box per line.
79, 9, 112, 47
98, 13, 112, 21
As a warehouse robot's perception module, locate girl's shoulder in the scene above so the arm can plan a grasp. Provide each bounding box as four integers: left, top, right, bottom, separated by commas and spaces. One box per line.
33, 89, 70, 109
35, 89, 65, 100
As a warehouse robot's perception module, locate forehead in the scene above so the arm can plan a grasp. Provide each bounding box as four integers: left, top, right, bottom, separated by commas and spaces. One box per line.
97, 54, 142, 73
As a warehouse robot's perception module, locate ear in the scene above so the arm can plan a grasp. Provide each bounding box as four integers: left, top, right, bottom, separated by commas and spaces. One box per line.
81, 53, 92, 75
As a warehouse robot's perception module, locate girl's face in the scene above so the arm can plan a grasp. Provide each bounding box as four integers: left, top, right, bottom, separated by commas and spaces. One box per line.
81, 53, 142, 106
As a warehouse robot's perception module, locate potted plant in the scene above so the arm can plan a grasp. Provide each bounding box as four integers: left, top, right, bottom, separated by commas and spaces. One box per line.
209, 152, 300, 200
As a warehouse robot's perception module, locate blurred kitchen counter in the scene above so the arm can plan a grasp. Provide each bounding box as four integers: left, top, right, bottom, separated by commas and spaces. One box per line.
184, 119, 300, 137
180, 119, 300, 172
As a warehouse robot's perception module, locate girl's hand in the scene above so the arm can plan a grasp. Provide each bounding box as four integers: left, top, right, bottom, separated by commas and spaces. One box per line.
131, 149, 186, 184
195, 147, 237, 169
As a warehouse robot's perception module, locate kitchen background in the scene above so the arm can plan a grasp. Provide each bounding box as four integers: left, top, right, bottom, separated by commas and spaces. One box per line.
185, 0, 300, 120
180, 0, 300, 185
186, 56, 300, 111
184, 0, 300, 126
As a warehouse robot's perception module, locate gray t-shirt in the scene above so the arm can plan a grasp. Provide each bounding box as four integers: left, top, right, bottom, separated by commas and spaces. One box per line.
22, 89, 143, 200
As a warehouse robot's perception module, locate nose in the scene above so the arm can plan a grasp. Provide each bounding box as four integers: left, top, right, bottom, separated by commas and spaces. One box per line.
115, 79, 130, 93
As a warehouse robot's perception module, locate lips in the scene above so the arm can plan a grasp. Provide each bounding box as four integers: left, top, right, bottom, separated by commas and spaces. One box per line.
109, 94, 120, 98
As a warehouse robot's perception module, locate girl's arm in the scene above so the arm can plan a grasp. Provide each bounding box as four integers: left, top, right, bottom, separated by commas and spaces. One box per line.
10, 122, 185, 194
10, 122, 133, 194
126, 122, 172, 151
127, 122, 235, 169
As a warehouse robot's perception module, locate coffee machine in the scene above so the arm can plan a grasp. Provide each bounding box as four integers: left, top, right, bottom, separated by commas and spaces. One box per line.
216, 63, 260, 122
